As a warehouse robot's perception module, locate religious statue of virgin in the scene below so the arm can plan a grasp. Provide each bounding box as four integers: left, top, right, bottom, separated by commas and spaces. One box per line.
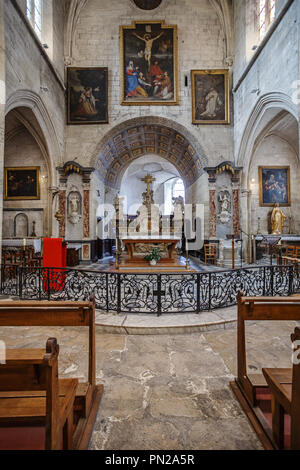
271, 203, 286, 235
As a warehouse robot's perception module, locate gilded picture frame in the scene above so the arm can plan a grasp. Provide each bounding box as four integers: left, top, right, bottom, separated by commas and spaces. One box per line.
191, 70, 230, 124
120, 20, 178, 106
4, 167, 41, 201
259, 166, 291, 207
67, 67, 108, 125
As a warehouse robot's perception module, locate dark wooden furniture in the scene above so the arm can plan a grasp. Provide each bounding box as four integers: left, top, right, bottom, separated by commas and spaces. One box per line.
204, 243, 217, 265
67, 248, 80, 267
262, 327, 300, 450
230, 294, 300, 450
0, 296, 103, 450
0, 338, 77, 450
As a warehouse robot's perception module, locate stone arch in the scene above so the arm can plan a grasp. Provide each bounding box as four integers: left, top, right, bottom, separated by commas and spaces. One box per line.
91, 116, 209, 190
64, 0, 88, 63
5, 90, 62, 183
237, 92, 299, 181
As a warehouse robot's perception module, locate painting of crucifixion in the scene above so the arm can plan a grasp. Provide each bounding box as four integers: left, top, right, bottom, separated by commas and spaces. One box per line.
120, 21, 178, 105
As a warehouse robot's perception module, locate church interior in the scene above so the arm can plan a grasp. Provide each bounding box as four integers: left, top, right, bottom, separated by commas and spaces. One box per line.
0, 0, 300, 452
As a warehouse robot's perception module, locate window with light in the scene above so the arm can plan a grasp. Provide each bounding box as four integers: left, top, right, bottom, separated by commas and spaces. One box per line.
258, 0, 276, 40
26, 0, 42, 39
173, 179, 185, 201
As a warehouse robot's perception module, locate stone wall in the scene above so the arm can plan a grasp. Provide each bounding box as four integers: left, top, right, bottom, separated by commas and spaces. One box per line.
3, 129, 49, 237
66, 0, 234, 189
4, 0, 65, 170
233, 0, 298, 160
249, 134, 300, 234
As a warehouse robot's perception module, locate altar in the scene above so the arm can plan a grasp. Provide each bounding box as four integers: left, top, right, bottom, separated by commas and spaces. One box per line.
122, 237, 180, 264
112, 173, 194, 272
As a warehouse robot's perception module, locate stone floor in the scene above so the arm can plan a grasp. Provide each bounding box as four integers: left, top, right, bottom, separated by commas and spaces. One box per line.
0, 318, 298, 450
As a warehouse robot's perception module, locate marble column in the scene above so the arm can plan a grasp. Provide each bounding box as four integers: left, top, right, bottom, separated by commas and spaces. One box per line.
58, 190, 66, 238
0, 1, 5, 265
83, 189, 90, 239
232, 187, 240, 237
209, 187, 217, 239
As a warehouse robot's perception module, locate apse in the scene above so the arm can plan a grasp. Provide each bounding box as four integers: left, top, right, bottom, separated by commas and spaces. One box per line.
119, 154, 185, 215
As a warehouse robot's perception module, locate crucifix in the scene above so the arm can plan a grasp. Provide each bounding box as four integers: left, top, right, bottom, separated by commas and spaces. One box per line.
141, 173, 156, 196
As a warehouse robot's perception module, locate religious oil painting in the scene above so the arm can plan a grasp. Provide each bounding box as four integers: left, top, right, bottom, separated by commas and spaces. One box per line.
259, 166, 291, 207
4, 167, 40, 201
191, 70, 230, 124
67, 67, 108, 125
121, 21, 178, 105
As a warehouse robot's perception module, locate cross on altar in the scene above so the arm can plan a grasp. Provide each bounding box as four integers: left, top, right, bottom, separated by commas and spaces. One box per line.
141, 174, 156, 194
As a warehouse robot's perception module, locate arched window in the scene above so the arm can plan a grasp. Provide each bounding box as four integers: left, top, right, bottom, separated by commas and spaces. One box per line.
173, 179, 185, 201
258, 0, 276, 40
26, 0, 42, 39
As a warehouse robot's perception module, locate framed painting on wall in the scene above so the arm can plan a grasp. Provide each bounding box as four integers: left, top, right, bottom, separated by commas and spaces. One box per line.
4, 167, 40, 201
191, 70, 230, 124
120, 21, 178, 106
67, 67, 108, 125
259, 166, 291, 207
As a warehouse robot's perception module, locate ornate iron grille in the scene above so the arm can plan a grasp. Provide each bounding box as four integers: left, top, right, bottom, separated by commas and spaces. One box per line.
1, 264, 299, 315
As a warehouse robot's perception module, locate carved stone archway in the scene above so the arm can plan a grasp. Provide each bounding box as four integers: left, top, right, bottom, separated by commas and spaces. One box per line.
92, 117, 209, 190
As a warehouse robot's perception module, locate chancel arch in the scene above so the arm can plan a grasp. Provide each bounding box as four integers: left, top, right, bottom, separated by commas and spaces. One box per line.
92, 117, 208, 192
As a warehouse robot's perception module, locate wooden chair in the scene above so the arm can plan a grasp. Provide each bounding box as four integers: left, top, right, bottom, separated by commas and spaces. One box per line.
204, 244, 217, 265
262, 327, 300, 450
282, 246, 296, 265
0, 296, 103, 450
230, 293, 300, 450
0, 338, 78, 450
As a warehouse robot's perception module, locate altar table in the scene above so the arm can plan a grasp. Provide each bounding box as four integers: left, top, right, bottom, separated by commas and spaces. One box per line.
122, 238, 180, 264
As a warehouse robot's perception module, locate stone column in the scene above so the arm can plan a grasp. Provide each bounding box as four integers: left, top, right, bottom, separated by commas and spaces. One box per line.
209, 185, 217, 239
58, 189, 66, 238
0, 0, 5, 265
83, 187, 90, 239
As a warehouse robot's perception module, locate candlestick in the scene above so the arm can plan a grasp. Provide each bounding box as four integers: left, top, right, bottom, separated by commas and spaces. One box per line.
257, 217, 262, 235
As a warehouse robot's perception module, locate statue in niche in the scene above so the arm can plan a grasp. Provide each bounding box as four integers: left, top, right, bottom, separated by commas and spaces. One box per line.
271, 203, 286, 235
68, 191, 82, 225
217, 190, 231, 224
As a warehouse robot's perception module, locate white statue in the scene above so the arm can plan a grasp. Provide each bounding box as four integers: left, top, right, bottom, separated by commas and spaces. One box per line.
218, 191, 231, 224
68, 193, 81, 225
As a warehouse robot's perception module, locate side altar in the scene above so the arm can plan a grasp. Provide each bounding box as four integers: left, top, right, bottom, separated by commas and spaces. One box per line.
112, 174, 194, 272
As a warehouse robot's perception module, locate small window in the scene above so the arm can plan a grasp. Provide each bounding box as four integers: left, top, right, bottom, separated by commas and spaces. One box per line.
173, 179, 185, 201
258, 0, 276, 40
26, 0, 42, 39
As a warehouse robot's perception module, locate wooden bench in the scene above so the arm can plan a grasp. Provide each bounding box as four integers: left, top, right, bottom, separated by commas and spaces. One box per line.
262, 327, 300, 450
230, 293, 300, 450
0, 296, 103, 450
0, 338, 77, 450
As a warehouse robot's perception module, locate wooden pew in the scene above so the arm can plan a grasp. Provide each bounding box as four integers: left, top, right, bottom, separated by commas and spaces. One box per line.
0, 338, 78, 450
0, 296, 103, 450
262, 327, 300, 450
230, 293, 300, 450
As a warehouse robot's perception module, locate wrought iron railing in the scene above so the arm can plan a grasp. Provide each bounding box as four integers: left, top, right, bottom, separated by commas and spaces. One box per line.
1, 264, 299, 315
